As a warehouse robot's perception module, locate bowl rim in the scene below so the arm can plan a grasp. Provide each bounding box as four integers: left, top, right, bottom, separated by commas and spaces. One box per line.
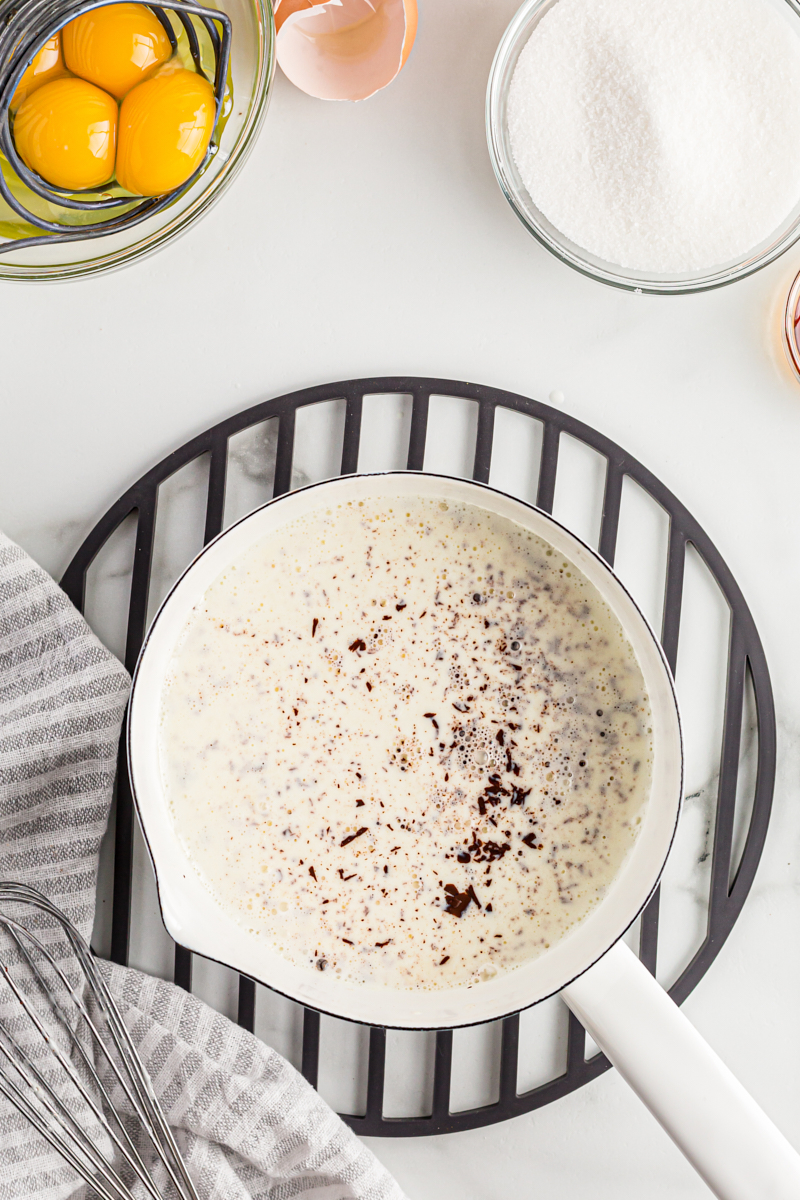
0, 0, 276, 282
486, 0, 800, 295
127, 470, 684, 1030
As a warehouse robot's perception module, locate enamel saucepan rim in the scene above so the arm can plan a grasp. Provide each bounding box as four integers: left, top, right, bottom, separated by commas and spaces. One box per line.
127, 472, 684, 1030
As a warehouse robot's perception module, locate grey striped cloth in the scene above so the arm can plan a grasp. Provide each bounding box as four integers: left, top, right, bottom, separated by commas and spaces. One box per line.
0, 532, 405, 1200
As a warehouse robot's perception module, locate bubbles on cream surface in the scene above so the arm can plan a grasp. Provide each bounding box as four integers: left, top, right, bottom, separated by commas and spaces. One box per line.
159, 497, 653, 990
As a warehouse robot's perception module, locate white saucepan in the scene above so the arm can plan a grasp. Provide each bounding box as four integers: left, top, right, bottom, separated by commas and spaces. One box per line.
128, 472, 800, 1199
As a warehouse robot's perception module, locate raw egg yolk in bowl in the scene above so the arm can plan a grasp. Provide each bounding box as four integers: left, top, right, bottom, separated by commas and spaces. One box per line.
10, 33, 67, 110
13, 76, 117, 190
62, 3, 172, 100
116, 65, 216, 196
10, 4, 218, 197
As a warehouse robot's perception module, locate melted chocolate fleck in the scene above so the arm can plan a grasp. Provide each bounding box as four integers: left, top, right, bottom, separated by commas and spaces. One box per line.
340, 827, 368, 847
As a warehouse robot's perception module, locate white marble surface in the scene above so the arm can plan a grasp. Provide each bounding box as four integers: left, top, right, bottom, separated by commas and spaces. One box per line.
3, 1, 800, 1195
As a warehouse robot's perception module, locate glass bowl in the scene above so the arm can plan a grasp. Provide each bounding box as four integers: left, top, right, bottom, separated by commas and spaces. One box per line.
486, 0, 800, 295
0, 0, 275, 281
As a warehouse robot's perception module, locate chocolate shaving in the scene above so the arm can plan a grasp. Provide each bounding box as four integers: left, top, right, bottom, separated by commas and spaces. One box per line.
348, 638, 367, 652
521, 832, 542, 849
375, 939, 392, 948
342, 938, 354, 944
467, 837, 510, 863
457, 851, 470, 863
510, 784, 531, 806
496, 729, 505, 745
366, 682, 373, 692
312, 618, 319, 637
438, 956, 450, 966
308, 866, 317, 881
396, 602, 407, 611
443, 883, 481, 917
356, 799, 365, 807
340, 827, 368, 847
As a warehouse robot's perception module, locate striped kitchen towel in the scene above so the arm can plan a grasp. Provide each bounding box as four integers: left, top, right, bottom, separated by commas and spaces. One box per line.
0, 531, 405, 1200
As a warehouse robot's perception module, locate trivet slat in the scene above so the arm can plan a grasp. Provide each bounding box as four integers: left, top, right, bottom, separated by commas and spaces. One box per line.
366, 1028, 387, 1118
661, 527, 687, 673
432, 1029, 453, 1118
499, 1015, 520, 1102
638, 889, 661, 976
64, 377, 775, 1136
301, 1008, 321, 1088
406, 391, 429, 472
728, 658, 773, 913
566, 1009, 588, 1075
174, 944, 192, 992
273, 410, 296, 499
535, 423, 559, 514
472, 402, 495, 485
709, 629, 747, 915
125, 498, 157, 675
598, 462, 623, 566
341, 392, 363, 475
111, 732, 136, 969
204, 442, 228, 545
112, 497, 157, 972
237, 977, 256, 1032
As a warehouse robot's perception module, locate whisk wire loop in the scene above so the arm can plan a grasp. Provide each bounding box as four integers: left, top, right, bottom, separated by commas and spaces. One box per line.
0, 882, 201, 1200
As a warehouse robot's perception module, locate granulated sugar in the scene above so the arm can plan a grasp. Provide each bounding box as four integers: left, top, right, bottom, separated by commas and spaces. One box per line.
507, 0, 800, 273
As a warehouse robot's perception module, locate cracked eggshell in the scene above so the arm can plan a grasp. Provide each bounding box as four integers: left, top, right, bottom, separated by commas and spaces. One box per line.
274, 0, 417, 101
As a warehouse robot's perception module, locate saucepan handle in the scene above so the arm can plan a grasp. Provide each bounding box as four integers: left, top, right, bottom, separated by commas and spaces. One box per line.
562, 939, 800, 1200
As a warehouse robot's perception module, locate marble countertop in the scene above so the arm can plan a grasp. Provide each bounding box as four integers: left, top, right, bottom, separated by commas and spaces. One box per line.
4, 1, 800, 1195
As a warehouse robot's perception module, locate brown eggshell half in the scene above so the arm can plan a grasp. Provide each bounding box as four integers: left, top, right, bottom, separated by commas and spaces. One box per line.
275, 0, 417, 101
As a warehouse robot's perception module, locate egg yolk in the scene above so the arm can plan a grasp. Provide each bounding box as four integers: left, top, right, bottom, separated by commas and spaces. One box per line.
116, 66, 215, 196
11, 34, 67, 110
13, 77, 117, 191
63, 3, 172, 101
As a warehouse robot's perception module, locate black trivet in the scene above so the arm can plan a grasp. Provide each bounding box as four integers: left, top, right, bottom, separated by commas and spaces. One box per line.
61, 378, 775, 1137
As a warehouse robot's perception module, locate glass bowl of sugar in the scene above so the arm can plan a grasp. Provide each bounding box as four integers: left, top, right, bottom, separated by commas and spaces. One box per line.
487, 0, 800, 294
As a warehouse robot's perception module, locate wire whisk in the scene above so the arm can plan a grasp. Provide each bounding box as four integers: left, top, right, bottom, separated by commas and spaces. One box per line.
0, 0, 232, 255
0, 881, 199, 1200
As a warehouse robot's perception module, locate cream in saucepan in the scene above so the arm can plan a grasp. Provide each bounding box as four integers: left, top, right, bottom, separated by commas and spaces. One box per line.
159, 496, 653, 990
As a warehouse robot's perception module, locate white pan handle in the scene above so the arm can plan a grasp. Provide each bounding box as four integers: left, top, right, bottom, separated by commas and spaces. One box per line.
562, 939, 800, 1200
